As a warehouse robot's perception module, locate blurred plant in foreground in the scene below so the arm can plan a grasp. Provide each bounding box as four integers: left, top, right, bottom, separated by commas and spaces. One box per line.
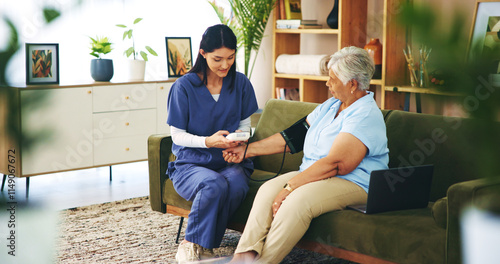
397, 2, 500, 179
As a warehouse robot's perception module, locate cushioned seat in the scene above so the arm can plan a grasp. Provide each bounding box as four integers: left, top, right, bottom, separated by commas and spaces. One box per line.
303, 207, 446, 264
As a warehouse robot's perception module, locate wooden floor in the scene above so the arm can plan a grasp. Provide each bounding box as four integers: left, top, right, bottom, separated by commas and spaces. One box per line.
1, 161, 149, 211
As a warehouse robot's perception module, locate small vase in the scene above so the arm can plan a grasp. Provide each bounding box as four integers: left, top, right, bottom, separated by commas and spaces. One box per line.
364, 38, 383, 79
91, 59, 114, 82
326, 0, 339, 29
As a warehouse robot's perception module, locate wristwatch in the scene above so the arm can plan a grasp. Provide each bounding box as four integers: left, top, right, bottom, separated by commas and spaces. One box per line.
283, 183, 294, 192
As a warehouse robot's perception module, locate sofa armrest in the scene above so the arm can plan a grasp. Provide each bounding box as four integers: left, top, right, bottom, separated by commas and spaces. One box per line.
148, 134, 173, 213
446, 177, 500, 264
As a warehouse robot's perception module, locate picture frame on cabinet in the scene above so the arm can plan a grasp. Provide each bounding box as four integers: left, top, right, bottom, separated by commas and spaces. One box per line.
165, 37, 192, 78
25, 43, 59, 85
468, 1, 500, 67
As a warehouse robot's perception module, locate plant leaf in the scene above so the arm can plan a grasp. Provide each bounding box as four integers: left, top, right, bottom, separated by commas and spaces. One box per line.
116, 24, 127, 28
140, 51, 148, 61
127, 29, 133, 39
124, 47, 134, 58
227, 0, 277, 77
43, 8, 61, 23
146, 46, 158, 56
122, 31, 128, 40
134, 18, 143, 24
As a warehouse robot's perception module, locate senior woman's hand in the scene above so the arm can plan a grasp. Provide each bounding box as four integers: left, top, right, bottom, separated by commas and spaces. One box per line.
223, 144, 247, 163
272, 188, 291, 217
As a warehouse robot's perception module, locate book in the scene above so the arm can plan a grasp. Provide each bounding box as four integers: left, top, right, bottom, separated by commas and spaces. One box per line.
276, 87, 300, 101
298, 24, 322, 29
279, 0, 286, 20
276, 19, 322, 29
276, 19, 301, 25
284, 0, 302, 20
301, 19, 318, 25
276, 19, 301, 29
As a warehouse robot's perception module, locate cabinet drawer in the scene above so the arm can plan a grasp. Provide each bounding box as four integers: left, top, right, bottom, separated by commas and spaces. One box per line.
93, 109, 156, 139
93, 134, 149, 166
93, 84, 156, 112
157, 82, 172, 134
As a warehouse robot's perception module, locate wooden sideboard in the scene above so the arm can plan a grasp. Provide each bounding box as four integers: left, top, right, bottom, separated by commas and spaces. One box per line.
0, 80, 174, 179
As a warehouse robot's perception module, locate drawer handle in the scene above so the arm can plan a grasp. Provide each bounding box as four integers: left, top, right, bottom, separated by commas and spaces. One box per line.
125, 96, 130, 100
87, 90, 92, 94
160, 86, 164, 90
125, 122, 130, 126
125, 147, 130, 151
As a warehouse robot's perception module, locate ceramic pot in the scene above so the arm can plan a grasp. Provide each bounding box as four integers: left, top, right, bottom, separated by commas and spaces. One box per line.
326, 0, 339, 29
364, 38, 383, 79
90, 59, 114, 82
127, 60, 146, 81
461, 195, 500, 263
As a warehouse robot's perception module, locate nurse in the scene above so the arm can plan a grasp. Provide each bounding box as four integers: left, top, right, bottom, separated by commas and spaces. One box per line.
166, 24, 258, 262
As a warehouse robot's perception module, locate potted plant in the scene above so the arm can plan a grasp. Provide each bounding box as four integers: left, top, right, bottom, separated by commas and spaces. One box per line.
89, 36, 114, 82
116, 18, 158, 80
209, 0, 277, 79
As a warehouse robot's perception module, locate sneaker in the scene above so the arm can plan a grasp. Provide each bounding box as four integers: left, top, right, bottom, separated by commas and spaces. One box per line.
175, 242, 201, 263
200, 248, 215, 260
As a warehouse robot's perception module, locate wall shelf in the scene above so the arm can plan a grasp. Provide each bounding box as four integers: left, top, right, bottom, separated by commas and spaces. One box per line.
275, 28, 339, 35
385, 86, 463, 97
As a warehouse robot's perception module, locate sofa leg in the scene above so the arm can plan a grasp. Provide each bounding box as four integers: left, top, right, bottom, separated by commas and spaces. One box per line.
1, 174, 6, 191
176, 217, 184, 244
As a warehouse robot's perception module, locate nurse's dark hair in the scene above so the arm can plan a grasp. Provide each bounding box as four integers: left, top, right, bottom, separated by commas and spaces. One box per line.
189, 24, 237, 90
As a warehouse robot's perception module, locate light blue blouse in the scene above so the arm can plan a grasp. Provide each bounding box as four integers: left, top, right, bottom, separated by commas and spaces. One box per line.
300, 92, 389, 192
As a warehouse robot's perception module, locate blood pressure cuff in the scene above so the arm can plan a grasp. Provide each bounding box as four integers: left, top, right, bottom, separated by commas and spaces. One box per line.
280, 116, 310, 154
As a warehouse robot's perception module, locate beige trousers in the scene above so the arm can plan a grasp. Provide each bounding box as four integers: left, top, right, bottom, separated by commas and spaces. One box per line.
234, 171, 368, 264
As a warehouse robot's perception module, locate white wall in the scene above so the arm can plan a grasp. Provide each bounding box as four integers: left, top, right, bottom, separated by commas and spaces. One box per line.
0, 0, 272, 108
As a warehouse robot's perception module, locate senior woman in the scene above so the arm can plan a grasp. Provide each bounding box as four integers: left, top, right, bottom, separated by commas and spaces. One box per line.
223, 46, 389, 264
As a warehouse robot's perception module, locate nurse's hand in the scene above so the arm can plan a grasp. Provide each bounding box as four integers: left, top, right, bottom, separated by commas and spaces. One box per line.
205, 130, 241, 149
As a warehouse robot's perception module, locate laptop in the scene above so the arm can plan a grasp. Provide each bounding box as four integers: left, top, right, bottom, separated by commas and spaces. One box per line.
347, 165, 434, 214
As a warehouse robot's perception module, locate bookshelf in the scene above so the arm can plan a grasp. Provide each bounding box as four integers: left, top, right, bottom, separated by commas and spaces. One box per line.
272, 0, 464, 110
271, 0, 368, 103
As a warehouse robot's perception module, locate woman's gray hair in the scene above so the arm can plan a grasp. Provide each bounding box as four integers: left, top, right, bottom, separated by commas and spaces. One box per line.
327, 46, 375, 91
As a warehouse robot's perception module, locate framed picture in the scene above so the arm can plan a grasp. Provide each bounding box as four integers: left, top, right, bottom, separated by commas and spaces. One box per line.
284, 0, 302, 20
468, 1, 500, 70
165, 37, 192, 78
25, 43, 59, 85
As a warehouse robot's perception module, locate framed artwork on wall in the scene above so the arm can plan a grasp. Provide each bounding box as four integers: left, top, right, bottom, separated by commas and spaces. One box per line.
165, 37, 192, 78
468, 1, 500, 63
25, 43, 59, 85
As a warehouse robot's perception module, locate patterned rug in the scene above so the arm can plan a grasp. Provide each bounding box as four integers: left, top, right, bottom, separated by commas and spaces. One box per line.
56, 196, 356, 263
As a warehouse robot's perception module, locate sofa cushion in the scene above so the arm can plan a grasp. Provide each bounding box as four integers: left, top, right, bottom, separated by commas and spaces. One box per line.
302, 207, 445, 264
431, 197, 448, 229
163, 178, 192, 210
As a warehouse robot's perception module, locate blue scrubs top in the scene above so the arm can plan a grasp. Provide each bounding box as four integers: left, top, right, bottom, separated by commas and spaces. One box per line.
301, 92, 389, 192
167, 72, 258, 171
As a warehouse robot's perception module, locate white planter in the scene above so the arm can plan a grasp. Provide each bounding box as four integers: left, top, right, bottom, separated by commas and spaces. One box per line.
127, 60, 146, 81
461, 206, 500, 263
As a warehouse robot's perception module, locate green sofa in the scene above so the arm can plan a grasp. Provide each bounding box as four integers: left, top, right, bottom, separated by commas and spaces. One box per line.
148, 99, 500, 264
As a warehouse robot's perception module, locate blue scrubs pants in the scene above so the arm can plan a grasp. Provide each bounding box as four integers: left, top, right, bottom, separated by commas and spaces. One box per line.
169, 162, 252, 249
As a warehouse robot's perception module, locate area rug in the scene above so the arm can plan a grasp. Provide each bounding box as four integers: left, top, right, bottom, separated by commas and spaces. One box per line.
56, 196, 356, 263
